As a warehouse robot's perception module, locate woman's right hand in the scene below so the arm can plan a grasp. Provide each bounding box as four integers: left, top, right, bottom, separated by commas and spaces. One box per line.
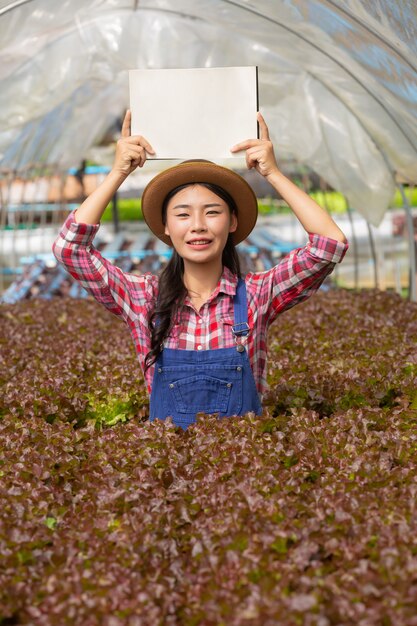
112, 109, 155, 177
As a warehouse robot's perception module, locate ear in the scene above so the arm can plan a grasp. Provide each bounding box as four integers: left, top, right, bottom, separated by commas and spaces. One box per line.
229, 213, 238, 233
164, 225, 170, 237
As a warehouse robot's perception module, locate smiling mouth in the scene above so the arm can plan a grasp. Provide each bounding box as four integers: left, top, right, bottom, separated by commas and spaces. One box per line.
187, 240, 213, 246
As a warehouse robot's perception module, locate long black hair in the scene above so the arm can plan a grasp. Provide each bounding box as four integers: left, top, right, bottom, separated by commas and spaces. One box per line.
144, 182, 241, 373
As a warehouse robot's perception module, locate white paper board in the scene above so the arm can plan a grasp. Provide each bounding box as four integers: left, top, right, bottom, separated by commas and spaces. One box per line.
129, 66, 258, 160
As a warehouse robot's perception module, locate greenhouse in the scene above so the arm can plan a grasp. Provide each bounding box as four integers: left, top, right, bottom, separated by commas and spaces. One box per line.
1, 1, 417, 624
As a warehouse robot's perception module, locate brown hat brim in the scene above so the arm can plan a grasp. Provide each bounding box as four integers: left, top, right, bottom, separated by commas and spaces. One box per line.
141, 161, 258, 247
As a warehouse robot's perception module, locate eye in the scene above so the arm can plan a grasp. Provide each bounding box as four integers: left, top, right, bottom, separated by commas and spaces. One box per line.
207, 210, 220, 214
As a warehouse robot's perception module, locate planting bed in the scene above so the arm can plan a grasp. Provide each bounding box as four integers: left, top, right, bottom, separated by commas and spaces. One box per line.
1, 288, 417, 625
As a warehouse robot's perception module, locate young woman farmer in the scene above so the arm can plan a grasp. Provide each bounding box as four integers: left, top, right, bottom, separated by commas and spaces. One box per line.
52, 110, 349, 430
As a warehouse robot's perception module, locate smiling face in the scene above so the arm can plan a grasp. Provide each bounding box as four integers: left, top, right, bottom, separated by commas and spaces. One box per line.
163, 184, 238, 266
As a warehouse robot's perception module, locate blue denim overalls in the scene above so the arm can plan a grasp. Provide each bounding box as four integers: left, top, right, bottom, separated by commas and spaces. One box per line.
149, 277, 263, 430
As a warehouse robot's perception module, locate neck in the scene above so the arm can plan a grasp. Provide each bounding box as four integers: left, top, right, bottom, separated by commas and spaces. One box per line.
183, 258, 223, 299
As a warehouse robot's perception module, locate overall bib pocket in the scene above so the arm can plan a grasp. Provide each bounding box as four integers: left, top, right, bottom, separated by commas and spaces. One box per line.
160, 364, 243, 415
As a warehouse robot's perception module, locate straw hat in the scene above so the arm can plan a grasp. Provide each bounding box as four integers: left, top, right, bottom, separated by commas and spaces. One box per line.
141, 160, 258, 246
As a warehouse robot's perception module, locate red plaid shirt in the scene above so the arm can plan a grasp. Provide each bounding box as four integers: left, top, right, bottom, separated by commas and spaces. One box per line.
52, 209, 349, 399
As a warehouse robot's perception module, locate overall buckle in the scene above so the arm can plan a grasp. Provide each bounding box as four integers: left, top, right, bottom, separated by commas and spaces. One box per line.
232, 322, 250, 353
231, 322, 250, 336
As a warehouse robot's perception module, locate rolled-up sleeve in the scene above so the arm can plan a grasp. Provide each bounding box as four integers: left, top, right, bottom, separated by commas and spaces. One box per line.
52, 209, 146, 323
247, 232, 349, 326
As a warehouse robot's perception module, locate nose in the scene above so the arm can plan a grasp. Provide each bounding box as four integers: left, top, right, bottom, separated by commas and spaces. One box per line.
190, 212, 208, 232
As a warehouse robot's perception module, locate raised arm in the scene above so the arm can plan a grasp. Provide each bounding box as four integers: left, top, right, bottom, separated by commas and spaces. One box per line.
52, 111, 156, 322
74, 109, 155, 225
230, 112, 348, 244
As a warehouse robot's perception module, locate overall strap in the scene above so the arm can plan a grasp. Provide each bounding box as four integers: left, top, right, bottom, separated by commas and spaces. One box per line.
232, 277, 250, 337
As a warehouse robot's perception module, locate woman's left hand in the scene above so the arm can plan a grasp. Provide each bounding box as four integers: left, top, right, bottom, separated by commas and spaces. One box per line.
230, 112, 279, 179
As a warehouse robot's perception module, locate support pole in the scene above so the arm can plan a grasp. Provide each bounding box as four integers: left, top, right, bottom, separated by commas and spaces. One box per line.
346, 201, 359, 290
398, 183, 416, 302
112, 190, 119, 235
366, 220, 379, 290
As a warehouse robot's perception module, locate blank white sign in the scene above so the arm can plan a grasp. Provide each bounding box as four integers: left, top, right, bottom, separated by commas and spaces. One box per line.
129, 66, 259, 160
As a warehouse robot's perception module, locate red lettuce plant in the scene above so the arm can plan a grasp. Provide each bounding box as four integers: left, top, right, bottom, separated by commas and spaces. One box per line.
0, 288, 416, 625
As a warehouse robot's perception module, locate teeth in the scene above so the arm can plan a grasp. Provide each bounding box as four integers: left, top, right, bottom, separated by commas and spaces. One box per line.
189, 241, 210, 244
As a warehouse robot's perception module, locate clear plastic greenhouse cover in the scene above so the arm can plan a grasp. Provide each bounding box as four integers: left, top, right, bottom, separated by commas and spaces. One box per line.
0, 0, 416, 227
